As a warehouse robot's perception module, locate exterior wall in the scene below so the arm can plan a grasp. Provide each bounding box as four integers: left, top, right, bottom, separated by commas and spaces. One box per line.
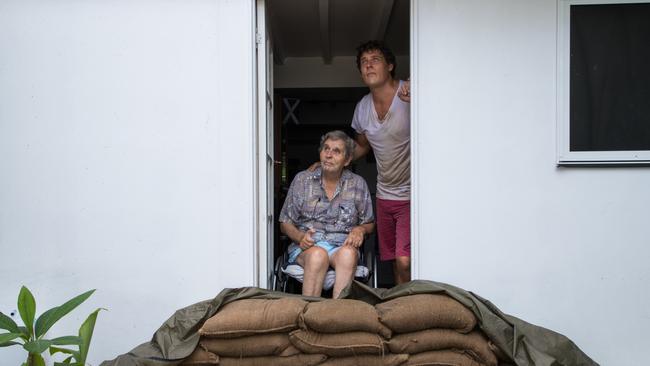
2, 0, 649, 365
413, 1, 650, 365
0, 0, 255, 364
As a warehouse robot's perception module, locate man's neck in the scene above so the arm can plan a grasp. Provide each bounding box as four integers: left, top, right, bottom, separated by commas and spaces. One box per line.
370, 78, 399, 104
321, 170, 342, 200
321, 170, 341, 185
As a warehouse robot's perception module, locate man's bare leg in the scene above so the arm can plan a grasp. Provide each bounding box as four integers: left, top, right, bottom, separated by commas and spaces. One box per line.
394, 255, 411, 284
297, 247, 329, 297
330, 246, 358, 298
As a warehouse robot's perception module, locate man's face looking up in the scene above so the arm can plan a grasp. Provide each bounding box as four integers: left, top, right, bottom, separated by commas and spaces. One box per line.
359, 49, 394, 88
320, 138, 351, 175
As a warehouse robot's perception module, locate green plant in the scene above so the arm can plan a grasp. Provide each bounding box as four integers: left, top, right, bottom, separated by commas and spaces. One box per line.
0, 286, 103, 366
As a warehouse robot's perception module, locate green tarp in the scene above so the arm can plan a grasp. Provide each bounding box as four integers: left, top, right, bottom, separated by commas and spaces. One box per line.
100, 280, 598, 366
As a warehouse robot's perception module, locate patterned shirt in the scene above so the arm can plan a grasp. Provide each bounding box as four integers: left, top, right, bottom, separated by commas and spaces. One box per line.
279, 167, 374, 246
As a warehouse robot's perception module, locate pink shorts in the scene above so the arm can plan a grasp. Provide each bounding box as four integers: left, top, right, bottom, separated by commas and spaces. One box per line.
376, 198, 410, 261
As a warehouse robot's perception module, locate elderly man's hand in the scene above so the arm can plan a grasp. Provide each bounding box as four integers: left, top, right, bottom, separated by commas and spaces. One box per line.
299, 228, 316, 250
343, 227, 365, 248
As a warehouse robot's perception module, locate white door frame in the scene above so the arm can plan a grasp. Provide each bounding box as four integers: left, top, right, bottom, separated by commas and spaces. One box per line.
255, 0, 420, 287
410, 0, 419, 281
255, 0, 273, 288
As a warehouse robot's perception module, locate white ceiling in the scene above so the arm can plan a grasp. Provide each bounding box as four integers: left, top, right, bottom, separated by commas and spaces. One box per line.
267, 0, 409, 65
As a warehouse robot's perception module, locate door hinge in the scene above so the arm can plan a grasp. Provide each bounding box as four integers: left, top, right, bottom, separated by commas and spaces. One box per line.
255, 32, 263, 45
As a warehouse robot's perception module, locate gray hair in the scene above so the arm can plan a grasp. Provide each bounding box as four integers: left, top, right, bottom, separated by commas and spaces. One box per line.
319, 130, 355, 161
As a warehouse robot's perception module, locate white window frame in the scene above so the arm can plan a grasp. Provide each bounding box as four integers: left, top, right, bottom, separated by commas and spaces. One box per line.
557, 0, 650, 165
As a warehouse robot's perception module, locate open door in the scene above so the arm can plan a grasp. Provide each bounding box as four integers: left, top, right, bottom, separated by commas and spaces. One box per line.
260, 0, 413, 289
256, 0, 274, 288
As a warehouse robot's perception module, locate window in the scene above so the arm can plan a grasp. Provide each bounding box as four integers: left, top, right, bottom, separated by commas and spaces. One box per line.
557, 0, 650, 164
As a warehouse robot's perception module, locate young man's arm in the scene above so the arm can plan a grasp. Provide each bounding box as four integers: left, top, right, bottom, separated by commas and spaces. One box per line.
353, 133, 372, 161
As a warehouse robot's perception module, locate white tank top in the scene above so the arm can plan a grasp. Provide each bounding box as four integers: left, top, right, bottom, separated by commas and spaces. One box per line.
351, 80, 410, 200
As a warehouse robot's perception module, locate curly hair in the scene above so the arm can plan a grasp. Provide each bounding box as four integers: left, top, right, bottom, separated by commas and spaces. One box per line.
355, 40, 397, 78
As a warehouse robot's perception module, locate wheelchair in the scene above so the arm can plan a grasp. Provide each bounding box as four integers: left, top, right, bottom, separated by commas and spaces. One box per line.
271, 233, 377, 295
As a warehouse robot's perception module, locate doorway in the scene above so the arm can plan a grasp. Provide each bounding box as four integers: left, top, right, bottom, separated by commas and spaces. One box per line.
260, 0, 411, 289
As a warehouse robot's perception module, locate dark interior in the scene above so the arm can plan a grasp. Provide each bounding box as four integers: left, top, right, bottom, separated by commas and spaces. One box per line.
570, 3, 650, 151
268, 0, 411, 290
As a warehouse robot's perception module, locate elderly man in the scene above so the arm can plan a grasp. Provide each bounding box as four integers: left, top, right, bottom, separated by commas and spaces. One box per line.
279, 130, 375, 298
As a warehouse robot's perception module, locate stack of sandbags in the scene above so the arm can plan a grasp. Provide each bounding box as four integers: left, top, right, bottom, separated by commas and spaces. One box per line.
378, 294, 498, 366
185, 297, 327, 366
181, 294, 500, 366
292, 299, 409, 366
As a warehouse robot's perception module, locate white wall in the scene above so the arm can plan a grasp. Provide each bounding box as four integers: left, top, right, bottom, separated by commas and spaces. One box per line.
0, 0, 256, 364
413, 1, 650, 365
3, 0, 648, 365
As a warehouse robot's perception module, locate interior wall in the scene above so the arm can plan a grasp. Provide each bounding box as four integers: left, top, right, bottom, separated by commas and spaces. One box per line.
274, 55, 410, 88
0, 0, 255, 364
413, 1, 650, 365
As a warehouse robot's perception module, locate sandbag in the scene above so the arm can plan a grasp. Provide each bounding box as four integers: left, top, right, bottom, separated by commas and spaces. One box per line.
199, 298, 307, 338
388, 329, 497, 366
179, 345, 219, 365
404, 350, 484, 366
278, 344, 301, 356
376, 294, 476, 334
488, 340, 510, 363
300, 299, 392, 339
319, 353, 409, 366
218, 353, 327, 366
289, 329, 386, 357
200, 333, 291, 357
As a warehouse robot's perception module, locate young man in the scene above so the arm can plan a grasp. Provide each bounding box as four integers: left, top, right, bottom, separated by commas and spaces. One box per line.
351, 40, 411, 284
279, 131, 375, 298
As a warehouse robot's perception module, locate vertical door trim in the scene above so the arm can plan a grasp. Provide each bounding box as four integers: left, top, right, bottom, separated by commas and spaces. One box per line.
410, 0, 420, 280
255, 0, 268, 288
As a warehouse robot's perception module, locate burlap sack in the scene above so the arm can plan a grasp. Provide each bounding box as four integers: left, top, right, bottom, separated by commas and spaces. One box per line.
279, 344, 301, 357
199, 298, 307, 338
404, 350, 484, 366
300, 299, 393, 339
200, 333, 291, 357
289, 329, 386, 357
218, 353, 327, 366
376, 294, 476, 334
388, 329, 497, 366
488, 340, 511, 363
319, 353, 409, 366
180, 345, 219, 365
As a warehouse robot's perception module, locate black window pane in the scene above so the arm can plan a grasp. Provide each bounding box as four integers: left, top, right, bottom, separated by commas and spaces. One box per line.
570, 3, 650, 151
